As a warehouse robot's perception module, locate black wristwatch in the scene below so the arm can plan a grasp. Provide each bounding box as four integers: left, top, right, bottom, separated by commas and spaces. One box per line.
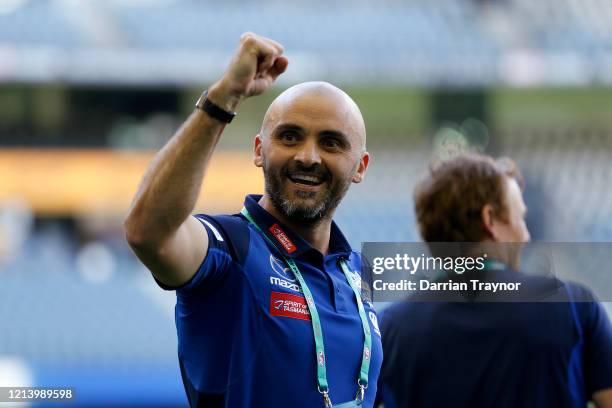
195, 90, 236, 123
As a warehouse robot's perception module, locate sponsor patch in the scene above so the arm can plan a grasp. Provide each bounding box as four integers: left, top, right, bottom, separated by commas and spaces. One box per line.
270, 276, 302, 293
270, 291, 310, 321
269, 224, 297, 254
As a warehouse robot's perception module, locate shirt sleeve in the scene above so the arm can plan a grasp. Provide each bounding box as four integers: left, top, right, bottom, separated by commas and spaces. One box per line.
154, 214, 236, 293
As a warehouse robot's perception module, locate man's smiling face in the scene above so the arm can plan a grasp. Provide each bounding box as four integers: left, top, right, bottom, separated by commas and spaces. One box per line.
254, 82, 369, 225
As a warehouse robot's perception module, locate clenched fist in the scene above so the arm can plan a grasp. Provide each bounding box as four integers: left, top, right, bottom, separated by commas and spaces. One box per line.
208, 33, 288, 111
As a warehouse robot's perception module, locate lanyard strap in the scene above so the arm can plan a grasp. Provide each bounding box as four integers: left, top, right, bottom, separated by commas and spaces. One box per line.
240, 208, 371, 406
339, 261, 372, 392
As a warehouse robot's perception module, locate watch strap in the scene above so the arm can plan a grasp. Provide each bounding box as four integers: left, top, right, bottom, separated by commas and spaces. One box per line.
195, 90, 236, 123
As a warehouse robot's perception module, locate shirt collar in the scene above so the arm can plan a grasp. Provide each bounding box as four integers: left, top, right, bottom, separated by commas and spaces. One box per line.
242, 194, 352, 258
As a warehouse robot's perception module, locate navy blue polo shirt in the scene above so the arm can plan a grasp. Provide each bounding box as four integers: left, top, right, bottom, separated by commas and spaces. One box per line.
160, 194, 382, 407
376, 267, 612, 408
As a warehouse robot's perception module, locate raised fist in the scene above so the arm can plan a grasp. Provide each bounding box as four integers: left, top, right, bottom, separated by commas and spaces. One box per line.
215, 33, 288, 102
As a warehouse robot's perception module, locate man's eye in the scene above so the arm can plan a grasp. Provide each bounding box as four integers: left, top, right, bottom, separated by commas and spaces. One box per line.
280, 132, 298, 142
322, 138, 341, 149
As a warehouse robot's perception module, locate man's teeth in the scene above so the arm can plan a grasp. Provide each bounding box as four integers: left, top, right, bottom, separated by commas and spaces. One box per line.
291, 175, 322, 184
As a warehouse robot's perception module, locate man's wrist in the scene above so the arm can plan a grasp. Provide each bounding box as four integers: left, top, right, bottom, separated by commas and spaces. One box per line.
195, 90, 237, 123
206, 82, 244, 113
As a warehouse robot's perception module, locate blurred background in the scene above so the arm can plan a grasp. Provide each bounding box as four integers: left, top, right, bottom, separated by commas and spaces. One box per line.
1, 0, 612, 406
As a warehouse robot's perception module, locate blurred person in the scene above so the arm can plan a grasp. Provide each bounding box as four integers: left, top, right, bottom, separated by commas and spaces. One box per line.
124, 33, 381, 407
376, 154, 612, 408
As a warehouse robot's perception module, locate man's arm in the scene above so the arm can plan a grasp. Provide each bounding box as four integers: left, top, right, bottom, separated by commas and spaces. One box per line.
124, 33, 288, 287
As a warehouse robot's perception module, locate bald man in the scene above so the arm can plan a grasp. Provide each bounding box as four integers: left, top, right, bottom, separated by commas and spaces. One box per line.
125, 33, 381, 408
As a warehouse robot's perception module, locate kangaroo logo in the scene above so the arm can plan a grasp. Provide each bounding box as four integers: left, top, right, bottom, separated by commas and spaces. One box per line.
270, 255, 295, 282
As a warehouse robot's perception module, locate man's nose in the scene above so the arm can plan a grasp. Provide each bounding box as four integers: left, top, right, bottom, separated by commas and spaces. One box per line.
294, 140, 321, 166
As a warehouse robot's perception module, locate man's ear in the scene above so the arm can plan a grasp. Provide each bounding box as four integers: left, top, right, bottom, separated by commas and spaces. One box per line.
352, 151, 370, 183
481, 204, 497, 240
253, 134, 263, 168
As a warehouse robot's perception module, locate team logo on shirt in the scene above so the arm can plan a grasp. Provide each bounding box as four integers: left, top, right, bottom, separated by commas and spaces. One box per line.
269, 255, 302, 293
269, 255, 296, 281
270, 291, 311, 321
269, 224, 297, 254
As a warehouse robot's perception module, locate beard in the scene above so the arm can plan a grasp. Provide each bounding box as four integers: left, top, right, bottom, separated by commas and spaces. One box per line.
263, 158, 354, 226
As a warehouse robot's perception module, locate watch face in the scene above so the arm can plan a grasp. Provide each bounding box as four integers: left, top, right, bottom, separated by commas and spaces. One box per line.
195, 91, 208, 109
